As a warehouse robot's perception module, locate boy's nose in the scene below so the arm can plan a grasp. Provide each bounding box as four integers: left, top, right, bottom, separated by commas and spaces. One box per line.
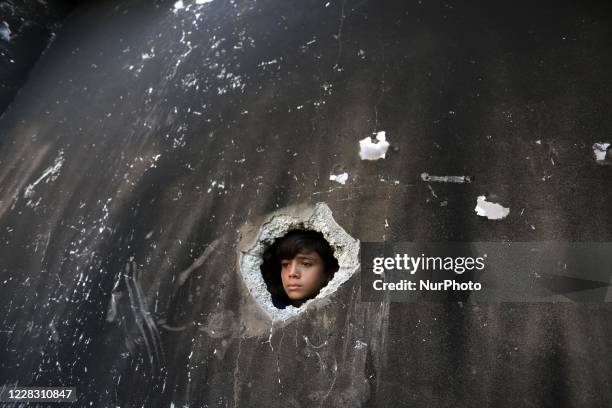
288, 262, 300, 277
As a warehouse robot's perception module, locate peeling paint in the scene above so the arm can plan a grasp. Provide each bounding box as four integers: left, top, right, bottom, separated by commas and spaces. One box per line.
329, 172, 348, 184
593, 142, 610, 164
359, 131, 389, 160
421, 172, 472, 183
475, 195, 510, 220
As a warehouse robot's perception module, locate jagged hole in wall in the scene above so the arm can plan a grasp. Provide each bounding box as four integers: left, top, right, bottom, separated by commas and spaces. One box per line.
239, 203, 360, 323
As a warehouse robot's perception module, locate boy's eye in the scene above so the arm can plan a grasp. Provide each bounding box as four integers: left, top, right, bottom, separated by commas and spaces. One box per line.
302, 262, 312, 267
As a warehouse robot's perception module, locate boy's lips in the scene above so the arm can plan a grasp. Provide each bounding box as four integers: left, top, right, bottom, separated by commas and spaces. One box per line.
286, 284, 302, 290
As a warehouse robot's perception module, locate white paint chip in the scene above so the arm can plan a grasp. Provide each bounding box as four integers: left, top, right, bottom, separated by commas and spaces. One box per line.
475, 196, 510, 220
173, 0, 184, 10
329, 172, 348, 184
593, 142, 610, 163
359, 131, 390, 160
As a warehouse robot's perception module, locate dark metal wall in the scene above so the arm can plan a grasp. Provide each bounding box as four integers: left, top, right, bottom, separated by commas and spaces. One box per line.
0, 0, 611, 406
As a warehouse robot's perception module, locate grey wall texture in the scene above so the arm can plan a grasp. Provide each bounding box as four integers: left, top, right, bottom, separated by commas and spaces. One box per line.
0, 0, 611, 406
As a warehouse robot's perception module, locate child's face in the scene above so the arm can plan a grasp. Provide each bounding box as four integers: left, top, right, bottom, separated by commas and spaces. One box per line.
281, 250, 328, 306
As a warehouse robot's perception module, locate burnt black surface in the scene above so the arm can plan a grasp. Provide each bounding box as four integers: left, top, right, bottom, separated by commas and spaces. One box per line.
0, 0, 80, 116
0, 0, 611, 406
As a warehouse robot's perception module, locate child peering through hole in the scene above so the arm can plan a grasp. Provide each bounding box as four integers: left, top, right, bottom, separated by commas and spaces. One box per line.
261, 229, 339, 309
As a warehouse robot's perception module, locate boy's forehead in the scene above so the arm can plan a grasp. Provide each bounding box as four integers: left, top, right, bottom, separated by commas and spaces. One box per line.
283, 250, 321, 260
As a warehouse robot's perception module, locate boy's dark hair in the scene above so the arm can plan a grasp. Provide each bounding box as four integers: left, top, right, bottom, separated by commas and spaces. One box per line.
260, 229, 339, 308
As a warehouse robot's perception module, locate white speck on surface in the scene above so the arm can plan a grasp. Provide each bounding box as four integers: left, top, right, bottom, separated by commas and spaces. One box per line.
258, 58, 279, 67
474, 196, 510, 220
535, 140, 542, 144
149, 154, 162, 168
359, 131, 390, 160
196, 0, 213, 3
173, 0, 184, 10
427, 184, 438, 198
329, 172, 348, 184
354, 340, 367, 349
592, 142, 610, 162
322, 82, 333, 94
173, 135, 186, 148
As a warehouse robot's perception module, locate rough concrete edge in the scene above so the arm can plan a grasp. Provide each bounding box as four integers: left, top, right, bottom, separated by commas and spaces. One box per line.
238, 202, 360, 326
